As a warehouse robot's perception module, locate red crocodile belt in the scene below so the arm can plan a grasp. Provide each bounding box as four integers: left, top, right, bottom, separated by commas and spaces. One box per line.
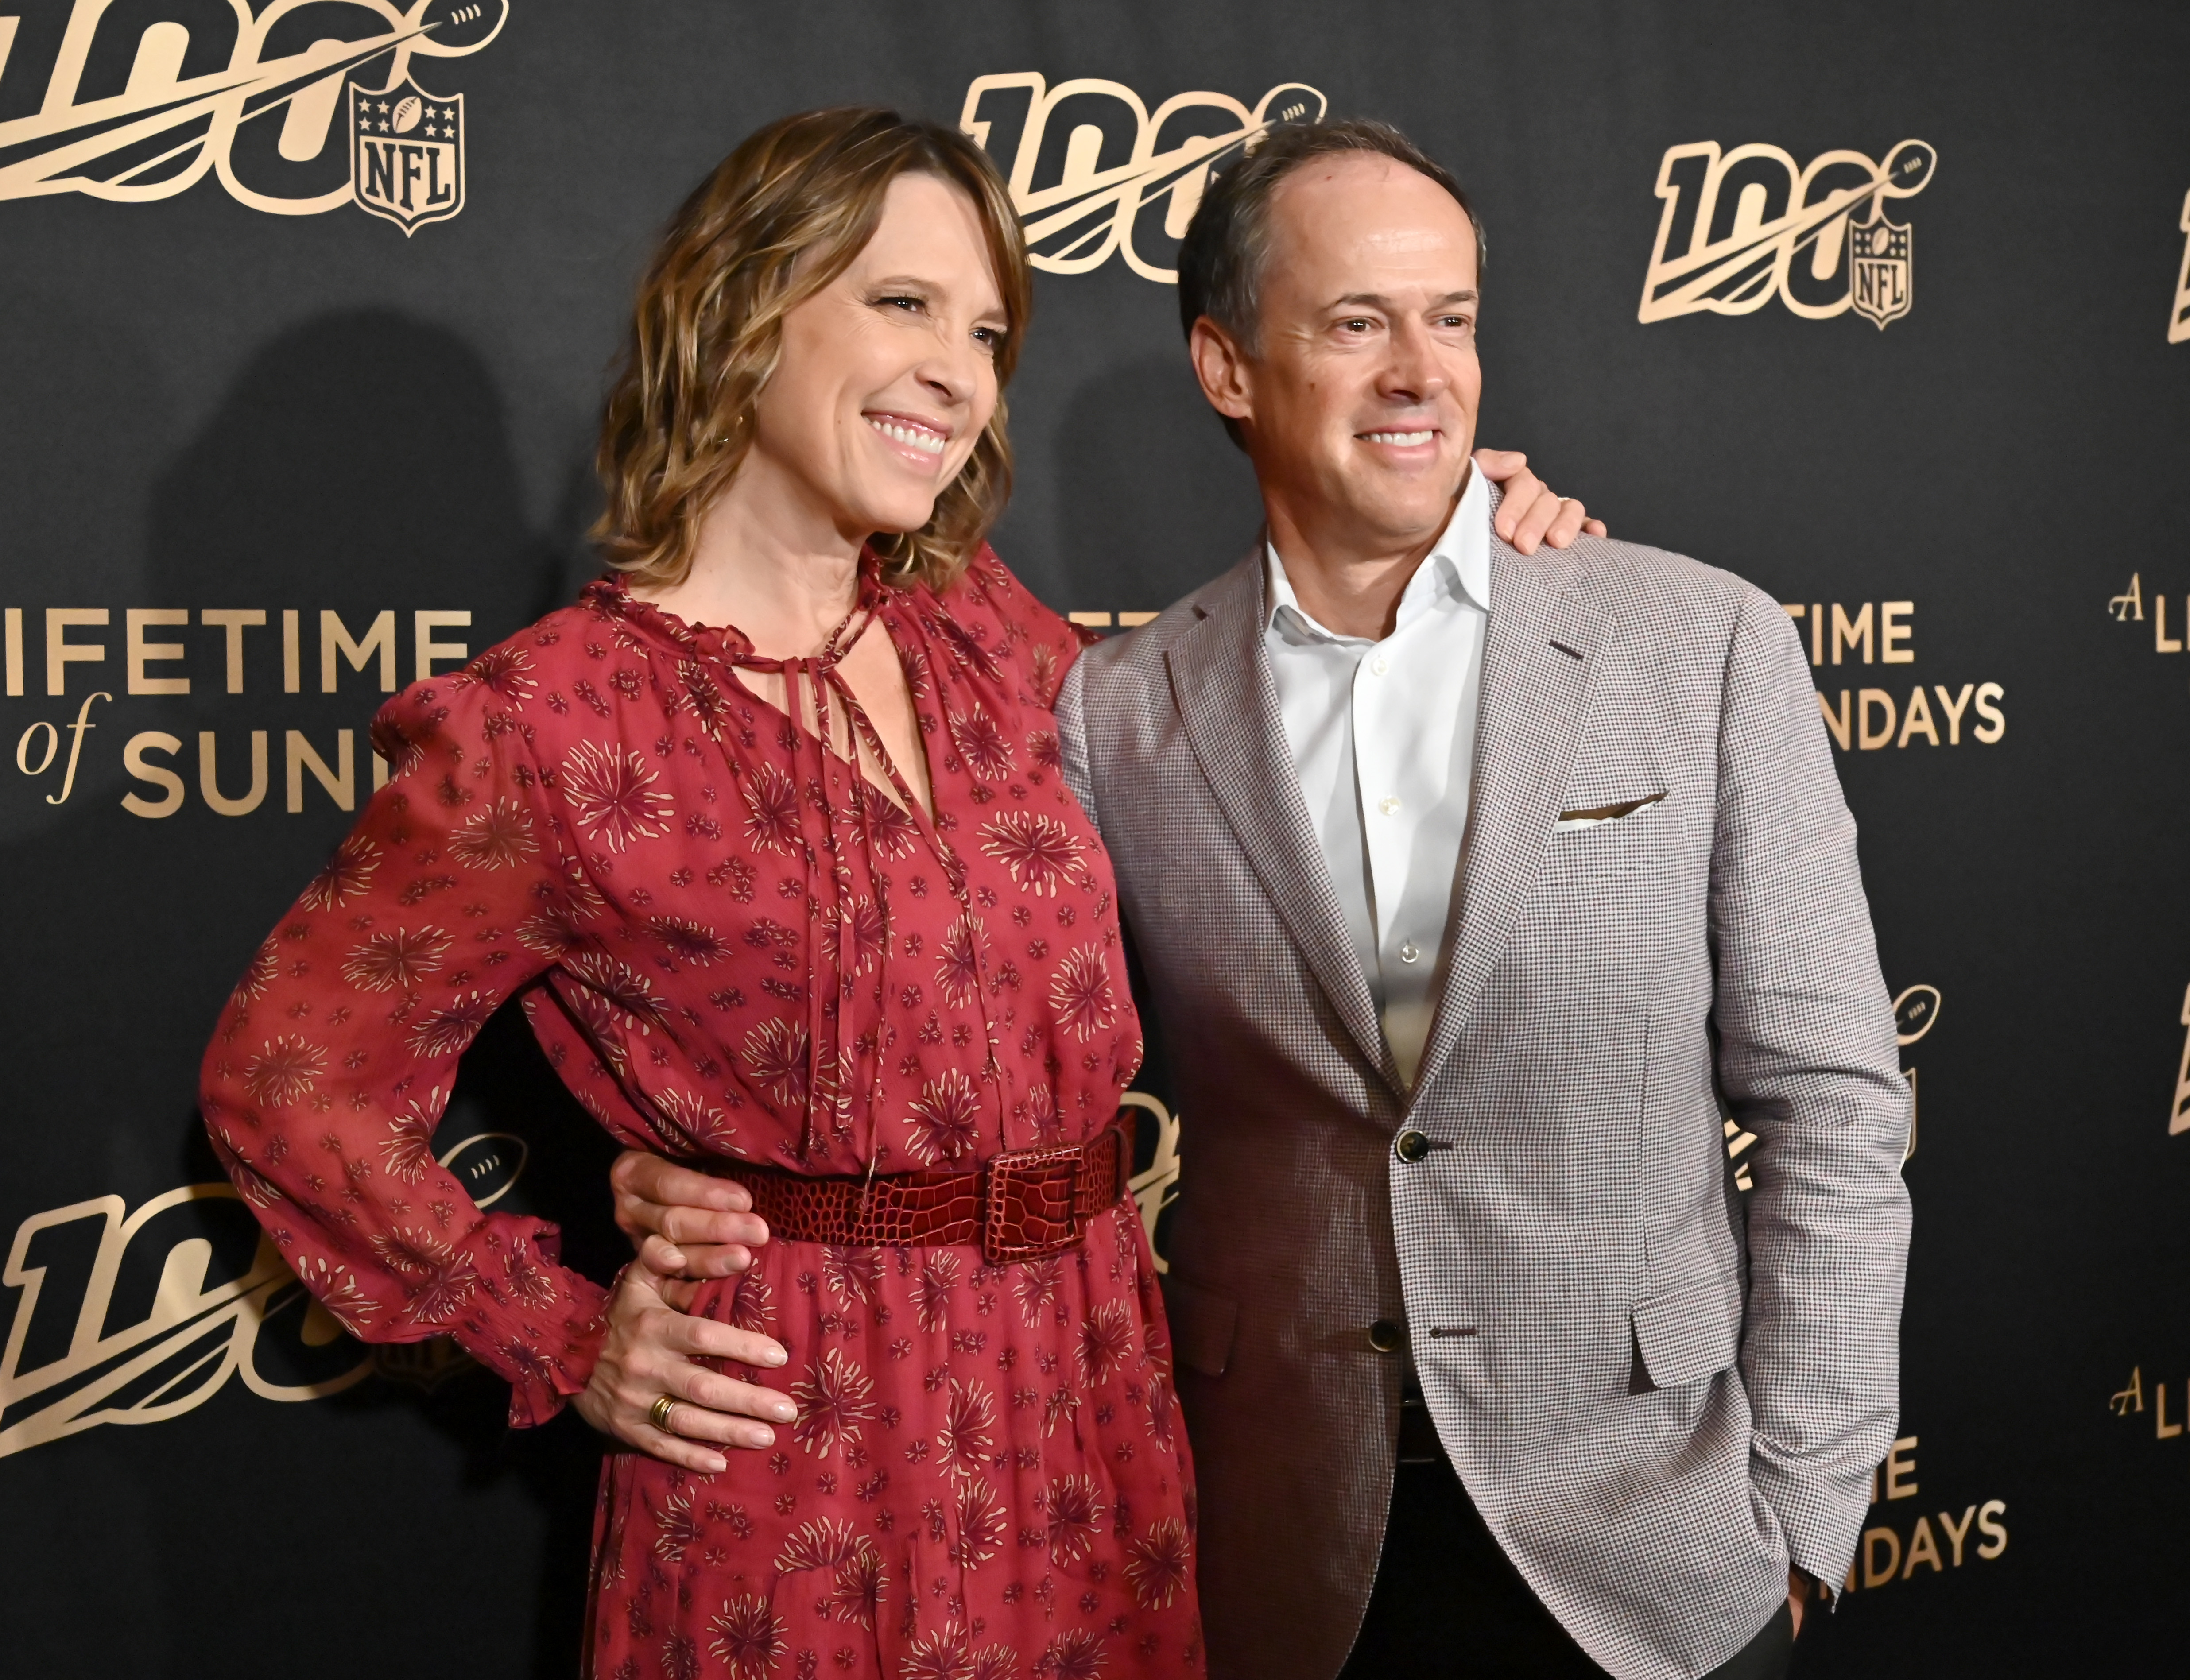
740, 1118, 1136, 1264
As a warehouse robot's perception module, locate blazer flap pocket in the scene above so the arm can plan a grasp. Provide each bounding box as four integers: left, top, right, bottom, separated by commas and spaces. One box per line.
1159, 1272, 1239, 1378
1632, 1268, 1743, 1390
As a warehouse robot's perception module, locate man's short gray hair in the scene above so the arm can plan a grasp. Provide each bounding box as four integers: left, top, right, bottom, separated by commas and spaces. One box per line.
1177, 117, 1485, 359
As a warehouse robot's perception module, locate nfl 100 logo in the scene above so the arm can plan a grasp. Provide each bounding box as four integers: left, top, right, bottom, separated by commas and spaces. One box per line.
960, 71, 1326, 283
0, 0, 499, 228
348, 77, 463, 234
1637, 137, 1934, 329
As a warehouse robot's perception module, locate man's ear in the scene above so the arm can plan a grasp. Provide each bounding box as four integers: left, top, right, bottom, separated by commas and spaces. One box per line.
1187, 315, 1255, 429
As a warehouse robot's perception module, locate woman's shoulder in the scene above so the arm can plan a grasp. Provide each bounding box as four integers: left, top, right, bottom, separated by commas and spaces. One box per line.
920, 545, 1090, 711
367, 584, 652, 765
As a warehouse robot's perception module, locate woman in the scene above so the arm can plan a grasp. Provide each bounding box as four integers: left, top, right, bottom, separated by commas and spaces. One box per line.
201, 106, 1584, 1677
202, 106, 1200, 1680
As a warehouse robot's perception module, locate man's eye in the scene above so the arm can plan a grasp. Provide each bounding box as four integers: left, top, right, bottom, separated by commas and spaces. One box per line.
1339, 318, 1373, 333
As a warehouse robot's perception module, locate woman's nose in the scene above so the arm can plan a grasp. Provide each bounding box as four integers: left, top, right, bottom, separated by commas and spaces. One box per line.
916, 326, 982, 406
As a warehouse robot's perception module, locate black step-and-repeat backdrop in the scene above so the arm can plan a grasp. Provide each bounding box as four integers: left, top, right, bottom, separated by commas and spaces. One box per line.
4, 1, 2187, 1673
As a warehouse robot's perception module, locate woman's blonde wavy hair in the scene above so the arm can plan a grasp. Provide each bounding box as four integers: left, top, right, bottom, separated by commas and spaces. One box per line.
592, 107, 1032, 594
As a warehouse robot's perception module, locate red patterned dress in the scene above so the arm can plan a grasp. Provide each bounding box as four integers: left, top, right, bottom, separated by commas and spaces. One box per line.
199, 552, 1201, 1680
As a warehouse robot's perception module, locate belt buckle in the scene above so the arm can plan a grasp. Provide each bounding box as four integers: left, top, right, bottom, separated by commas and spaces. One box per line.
981, 1140, 1085, 1264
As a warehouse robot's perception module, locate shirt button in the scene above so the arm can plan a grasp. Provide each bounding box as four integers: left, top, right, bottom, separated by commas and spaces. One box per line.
1370, 653, 1389, 676
1368, 1318, 1407, 1354
1399, 941, 1421, 964
1377, 796, 1401, 816
1394, 1129, 1431, 1162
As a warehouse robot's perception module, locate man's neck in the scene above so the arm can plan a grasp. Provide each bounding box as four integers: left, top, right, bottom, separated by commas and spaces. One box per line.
1262, 469, 1470, 641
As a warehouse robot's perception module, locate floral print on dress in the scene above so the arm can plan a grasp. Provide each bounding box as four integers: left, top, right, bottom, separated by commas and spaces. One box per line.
200, 549, 1197, 1678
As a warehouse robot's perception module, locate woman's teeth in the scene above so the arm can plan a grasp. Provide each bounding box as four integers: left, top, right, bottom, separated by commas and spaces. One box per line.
1362, 430, 1434, 446
868, 417, 946, 456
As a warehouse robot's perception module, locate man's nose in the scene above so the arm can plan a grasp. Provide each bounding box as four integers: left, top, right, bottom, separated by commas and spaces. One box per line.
1377, 318, 1448, 404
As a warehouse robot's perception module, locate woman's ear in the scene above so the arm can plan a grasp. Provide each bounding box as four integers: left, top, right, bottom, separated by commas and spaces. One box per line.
1187, 315, 1255, 428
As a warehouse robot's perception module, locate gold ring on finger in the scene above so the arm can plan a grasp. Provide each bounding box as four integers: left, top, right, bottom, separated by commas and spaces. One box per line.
648, 1393, 680, 1434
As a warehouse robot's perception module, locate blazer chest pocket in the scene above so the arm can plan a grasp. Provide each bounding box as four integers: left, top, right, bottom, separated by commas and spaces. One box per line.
1629, 1266, 1743, 1392
1551, 790, 1666, 837
1543, 790, 1674, 896
1160, 1273, 1239, 1378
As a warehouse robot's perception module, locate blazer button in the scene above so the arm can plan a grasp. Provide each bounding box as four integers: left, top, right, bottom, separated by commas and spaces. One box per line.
1394, 1129, 1431, 1163
1367, 1319, 1407, 1354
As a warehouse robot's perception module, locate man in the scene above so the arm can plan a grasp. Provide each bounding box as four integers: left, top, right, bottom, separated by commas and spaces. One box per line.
620, 120, 1910, 1680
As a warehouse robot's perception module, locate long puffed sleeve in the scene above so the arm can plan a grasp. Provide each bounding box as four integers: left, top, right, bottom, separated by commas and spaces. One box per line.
200, 662, 609, 1426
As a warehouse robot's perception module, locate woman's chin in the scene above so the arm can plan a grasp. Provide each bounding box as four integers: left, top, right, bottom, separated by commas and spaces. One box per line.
854, 497, 942, 544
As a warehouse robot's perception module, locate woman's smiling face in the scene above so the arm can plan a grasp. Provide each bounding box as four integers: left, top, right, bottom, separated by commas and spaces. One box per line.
752, 170, 1010, 544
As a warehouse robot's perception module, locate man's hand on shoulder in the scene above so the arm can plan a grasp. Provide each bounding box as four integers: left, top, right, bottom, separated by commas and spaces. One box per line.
610, 1149, 769, 1311
1474, 448, 1609, 554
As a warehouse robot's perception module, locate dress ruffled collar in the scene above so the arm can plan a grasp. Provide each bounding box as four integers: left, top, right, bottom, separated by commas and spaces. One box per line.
582, 550, 903, 670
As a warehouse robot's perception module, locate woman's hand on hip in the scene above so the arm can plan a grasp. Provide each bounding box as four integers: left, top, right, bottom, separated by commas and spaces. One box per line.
611, 1148, 768, 1309
573, 1261, 793, 1475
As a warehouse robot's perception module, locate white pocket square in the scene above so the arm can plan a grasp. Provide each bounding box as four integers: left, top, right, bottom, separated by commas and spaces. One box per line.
1553, 791, 1665, 833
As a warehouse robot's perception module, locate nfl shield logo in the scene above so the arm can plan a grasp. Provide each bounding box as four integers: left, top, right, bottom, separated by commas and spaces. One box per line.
349, 77, 464, 236
1849, 209, 1913, 329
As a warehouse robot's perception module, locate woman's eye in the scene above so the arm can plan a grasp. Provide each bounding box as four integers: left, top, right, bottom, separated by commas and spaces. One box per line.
972, 326, 1004, 351
877, 294, 923, 314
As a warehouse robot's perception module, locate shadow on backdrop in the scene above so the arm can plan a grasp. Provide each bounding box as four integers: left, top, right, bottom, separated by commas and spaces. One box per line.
1051, 355, 1264, 612
148, 309, 572, 619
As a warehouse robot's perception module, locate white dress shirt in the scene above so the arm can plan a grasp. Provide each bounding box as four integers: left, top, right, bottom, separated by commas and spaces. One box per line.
1264, 467, 1492, 1088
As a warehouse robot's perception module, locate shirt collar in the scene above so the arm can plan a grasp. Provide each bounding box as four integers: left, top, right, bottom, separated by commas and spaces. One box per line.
1265, 463, 1492, 645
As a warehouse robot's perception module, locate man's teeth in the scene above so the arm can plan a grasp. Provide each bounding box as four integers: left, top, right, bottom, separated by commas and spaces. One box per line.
1362, 430, 1434, 446
868, 417, 946, 456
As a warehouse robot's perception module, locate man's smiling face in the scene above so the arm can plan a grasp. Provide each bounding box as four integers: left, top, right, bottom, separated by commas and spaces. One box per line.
1233, 152, 1481, 554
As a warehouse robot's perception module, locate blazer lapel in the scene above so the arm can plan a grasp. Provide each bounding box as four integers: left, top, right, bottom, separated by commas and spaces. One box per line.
1409, 537, 1610, 1100
1166, 555, 1403, 1095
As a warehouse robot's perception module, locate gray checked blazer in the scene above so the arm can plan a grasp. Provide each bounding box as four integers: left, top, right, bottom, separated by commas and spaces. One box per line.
1056, 523, 1912, 1680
